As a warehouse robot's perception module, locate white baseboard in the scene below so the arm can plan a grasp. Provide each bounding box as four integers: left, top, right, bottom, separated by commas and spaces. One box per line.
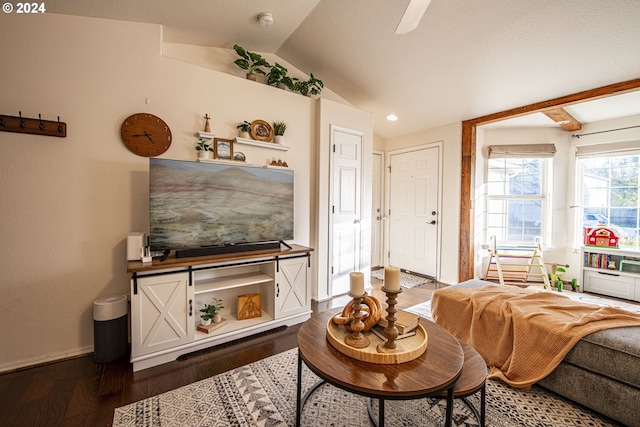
0, 345, 94, 374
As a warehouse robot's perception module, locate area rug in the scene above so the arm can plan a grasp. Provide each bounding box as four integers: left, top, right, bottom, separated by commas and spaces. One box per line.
371, 268, 434, 288
113, 348, 619, 427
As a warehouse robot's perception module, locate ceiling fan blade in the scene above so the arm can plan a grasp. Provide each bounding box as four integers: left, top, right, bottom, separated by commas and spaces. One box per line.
395, 0, 432, 34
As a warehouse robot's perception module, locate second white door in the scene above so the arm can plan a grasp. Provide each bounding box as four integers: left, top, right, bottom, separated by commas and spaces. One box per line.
388, 146, 440, 277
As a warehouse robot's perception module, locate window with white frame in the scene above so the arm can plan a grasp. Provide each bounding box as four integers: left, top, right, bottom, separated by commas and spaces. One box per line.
486, 144, 554, 245
577, 151, 640, 250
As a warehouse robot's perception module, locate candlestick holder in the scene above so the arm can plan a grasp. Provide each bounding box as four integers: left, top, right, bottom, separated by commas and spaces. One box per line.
377, 286, 403, 353
344, 292, 370, 348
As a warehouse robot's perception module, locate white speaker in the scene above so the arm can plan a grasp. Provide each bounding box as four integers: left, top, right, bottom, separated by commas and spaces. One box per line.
127, 232, 145, 261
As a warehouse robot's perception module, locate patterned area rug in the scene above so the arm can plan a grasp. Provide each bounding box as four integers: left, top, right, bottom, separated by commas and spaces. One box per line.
370, 269, 433, 288
113, 348, 619, 427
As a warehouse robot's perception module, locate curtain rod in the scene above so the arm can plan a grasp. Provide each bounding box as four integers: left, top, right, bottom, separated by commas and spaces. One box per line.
572, 124, 640, 139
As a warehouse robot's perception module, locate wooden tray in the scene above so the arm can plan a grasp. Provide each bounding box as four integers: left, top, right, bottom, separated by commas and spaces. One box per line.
326, 314, 428, 364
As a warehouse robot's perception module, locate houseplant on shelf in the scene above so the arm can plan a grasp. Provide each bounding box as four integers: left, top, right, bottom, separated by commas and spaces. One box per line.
292, 73, 324, 97
273, 120, 287, 144
233, 44, 270, 81
195, 138, 213, 160
237, 121, 251, 138
266, 63, 293, 89
200, 298, 224, 325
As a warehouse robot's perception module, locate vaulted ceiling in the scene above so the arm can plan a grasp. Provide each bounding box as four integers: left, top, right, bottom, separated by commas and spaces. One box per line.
47, 0, 640, 139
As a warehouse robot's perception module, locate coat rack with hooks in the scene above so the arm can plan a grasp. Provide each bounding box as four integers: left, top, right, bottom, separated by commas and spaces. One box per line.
0, 111, 67, 138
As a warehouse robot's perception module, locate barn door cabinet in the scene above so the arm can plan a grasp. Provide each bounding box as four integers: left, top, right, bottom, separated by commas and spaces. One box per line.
129, 245, 312, 371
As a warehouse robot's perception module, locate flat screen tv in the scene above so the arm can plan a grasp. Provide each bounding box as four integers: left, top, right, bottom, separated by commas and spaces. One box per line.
149, 158, 294, 256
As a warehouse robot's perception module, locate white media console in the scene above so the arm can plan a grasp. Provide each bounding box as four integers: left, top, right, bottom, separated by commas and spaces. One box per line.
127, 244, 313, 371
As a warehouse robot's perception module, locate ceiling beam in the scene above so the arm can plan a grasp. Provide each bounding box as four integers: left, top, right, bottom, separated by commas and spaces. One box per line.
542, 108, 582, 131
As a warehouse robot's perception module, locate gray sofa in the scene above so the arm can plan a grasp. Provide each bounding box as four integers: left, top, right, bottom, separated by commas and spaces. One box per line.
446, 280, 640, 427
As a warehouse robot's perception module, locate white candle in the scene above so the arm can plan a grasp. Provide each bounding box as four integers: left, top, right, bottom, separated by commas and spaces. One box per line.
384, 266, 401, 291
350, 272, 365, 296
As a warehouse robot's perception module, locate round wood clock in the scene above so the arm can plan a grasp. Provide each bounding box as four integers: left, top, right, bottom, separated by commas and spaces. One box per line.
120, 113, 172, 157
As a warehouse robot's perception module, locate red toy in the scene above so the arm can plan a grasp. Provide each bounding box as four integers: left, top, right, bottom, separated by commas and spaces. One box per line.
584, 227, 619, 247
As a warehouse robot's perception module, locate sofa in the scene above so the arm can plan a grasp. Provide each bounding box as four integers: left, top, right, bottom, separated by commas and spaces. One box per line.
436, 280, 640, 427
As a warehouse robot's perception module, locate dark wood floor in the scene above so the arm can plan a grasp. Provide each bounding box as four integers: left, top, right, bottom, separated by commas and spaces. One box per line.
0, 277, 435, 427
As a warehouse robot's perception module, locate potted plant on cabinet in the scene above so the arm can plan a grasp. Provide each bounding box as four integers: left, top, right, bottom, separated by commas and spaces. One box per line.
237, 121, 251, 139
273, 120, 287, 144
267, 63, 293, 89
195, 138, 213, 160
233, 44, 270, 81
200, 298, 224, 325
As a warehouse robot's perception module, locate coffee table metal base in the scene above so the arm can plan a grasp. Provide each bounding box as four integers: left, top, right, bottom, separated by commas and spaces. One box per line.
296, 351, 456, 427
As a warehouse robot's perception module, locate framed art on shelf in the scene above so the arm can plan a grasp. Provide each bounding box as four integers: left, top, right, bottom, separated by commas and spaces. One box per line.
214, 138, 234, 160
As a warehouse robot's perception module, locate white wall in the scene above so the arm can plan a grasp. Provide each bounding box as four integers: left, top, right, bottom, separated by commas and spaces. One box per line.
0, 13, 317, 371
384, 122, 462, 285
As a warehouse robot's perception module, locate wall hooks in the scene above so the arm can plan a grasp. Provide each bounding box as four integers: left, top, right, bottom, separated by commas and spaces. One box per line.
0, 111, 67, 138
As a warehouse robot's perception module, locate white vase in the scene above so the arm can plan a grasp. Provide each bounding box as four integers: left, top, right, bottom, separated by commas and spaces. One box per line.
240, 131, 251, 139
201, 318, 212, 326
198, 151, 212, 160
275, 135, 285, 145
213, 313, 222, 323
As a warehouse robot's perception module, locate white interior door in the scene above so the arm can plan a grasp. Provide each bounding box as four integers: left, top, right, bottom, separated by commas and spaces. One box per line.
371, 152, 384, 268
388, 146, 440, 277
330, 127, 363, 296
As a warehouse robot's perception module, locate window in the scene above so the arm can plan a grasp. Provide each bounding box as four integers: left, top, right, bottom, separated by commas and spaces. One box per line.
487, 157, 551, 244
579, 154, 640, 249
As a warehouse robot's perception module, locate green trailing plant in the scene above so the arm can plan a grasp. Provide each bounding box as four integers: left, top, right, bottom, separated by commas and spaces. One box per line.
273, 121, 287, 136
195, 138, 213, 152
305, 73, 324, 96
266, 63, 294, 88
199, 298, 224, 321
237, 121, 251, 133
290, 73, 324, 96
233, 44, 270, 78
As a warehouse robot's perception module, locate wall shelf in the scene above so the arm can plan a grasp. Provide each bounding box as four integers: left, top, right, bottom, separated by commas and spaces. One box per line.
234, 137, 291, 151
196, 133, 290, 151
196, 131, 215, 139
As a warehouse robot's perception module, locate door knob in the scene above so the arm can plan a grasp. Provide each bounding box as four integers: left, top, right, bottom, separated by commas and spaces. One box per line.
354, 219, 361, 224
428, 220, 436, 225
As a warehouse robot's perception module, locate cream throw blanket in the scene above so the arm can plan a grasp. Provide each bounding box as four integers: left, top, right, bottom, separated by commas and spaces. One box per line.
431, 285, 640, 389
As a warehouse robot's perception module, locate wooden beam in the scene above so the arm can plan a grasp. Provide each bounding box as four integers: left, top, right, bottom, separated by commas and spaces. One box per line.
542, 108, 582, 131
459, 77, 640, 283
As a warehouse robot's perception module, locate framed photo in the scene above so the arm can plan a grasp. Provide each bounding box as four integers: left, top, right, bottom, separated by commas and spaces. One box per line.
214, 138, 234, 160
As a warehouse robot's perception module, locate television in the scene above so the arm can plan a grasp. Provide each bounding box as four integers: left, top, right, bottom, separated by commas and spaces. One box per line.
149, 158, 294, 256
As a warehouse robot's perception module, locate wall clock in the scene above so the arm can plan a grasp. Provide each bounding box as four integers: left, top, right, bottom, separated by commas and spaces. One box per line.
120, 113, 172, 157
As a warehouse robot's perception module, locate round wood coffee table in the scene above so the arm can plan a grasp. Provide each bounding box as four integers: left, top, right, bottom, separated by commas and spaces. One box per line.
296, 310, 464, 427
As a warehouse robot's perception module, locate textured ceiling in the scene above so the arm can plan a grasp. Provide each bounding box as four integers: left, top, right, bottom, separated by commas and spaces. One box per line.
47, 0, 640, 139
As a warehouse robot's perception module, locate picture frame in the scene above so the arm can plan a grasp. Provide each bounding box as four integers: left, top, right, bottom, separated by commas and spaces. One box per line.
214, 138, 234, 160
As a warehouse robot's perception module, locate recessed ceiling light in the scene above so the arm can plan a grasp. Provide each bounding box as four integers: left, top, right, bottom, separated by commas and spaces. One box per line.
556, 120, 570, 125
386, 114, 398, 121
